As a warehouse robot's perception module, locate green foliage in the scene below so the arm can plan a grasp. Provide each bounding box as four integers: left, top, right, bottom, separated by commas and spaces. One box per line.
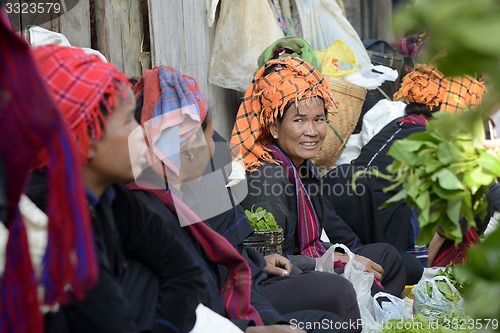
245, 206, 280, 231
435, 263, 470, 295
392, 1, 500, 330
381, 312, 476, 333
353, 112, 500, 245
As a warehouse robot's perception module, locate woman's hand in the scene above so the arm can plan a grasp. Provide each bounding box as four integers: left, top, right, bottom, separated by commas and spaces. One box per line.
354, 254, 384, 280
263, 254, 292, 277
246, 325, 306, 332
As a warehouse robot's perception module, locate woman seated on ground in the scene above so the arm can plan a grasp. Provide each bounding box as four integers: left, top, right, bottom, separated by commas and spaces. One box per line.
129, 65, 362, 332
230, 56, 406, 297
324, 64, 493, 281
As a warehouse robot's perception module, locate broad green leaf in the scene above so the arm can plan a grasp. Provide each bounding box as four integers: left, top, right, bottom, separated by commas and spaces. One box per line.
254, 209, 266, 221
414, 191, 430, 213
381, 189, 407, 208
478, 150, 500, 176
386, 141, 421, 165
446, 197, 462, 225
425, 160, 442, 174
431, 168, 464, 190
437, 141, 466, 165
431, 182, 464, 200
467, 167, 495, 188
417, 224, 437, 245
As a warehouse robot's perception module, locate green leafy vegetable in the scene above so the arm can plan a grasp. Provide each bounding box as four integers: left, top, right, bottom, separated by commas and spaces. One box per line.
353, 112, 500, 245
435, 264, 470, 295
245, 206, 280, 231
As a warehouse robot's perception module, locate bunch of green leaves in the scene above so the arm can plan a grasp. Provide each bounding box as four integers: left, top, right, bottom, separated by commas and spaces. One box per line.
435, 263, 469, 295
244, 206, 280, 231
392, 0, 500, 330
373, 112, 500, 245
381, 313, 475, 333
425, 280, 461, 303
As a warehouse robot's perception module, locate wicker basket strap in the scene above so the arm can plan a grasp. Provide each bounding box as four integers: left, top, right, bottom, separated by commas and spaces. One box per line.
328, 122, 344, 144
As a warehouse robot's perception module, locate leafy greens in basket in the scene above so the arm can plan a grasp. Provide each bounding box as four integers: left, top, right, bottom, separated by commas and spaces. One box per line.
245, 206, 280, 231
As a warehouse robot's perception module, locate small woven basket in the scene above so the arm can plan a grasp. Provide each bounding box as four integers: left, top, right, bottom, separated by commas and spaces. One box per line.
243, 228, 284, 256
312, 76, 366, 172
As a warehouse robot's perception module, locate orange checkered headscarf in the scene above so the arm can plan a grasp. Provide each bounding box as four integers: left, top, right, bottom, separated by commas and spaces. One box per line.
230, 57, 335, 171
394, 64, 485, 113
33, 45, 131, 164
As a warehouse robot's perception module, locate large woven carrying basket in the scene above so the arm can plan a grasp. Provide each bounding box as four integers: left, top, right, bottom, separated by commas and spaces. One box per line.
243, 228, 284, 256
312, 76, 366, 172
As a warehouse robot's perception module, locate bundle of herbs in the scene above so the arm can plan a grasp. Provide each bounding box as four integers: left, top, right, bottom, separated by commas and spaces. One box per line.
354, 111, 500, 245
392, 0, 500, 329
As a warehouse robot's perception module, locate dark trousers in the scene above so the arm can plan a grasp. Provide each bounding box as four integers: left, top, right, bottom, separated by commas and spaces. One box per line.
259, 269, 362, 333
355, 243, 407, 296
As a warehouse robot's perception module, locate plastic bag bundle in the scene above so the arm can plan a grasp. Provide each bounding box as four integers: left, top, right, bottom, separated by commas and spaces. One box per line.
316, 244, 377, 327
294, 0, 371, 70
315, 40, 358, 77
373, 292, 412, 323
208, 0, 285, 92
413, 275, 464, 320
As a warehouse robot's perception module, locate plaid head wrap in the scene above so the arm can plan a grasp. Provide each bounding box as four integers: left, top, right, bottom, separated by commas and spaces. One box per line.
394, 64, 485, 113
230, 57, 335, 171
33, 45, 131, 164
0, 17, 97, 333
133, 66, 207, 177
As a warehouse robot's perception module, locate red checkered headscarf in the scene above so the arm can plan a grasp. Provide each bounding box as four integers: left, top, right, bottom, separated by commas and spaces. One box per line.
33, 45, 131, 164
394, 64, 485, 113
230, 57, 335, 171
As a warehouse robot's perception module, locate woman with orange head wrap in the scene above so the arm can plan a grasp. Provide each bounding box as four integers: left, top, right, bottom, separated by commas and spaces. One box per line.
232, 57, 407, 298
323, 64, 490, 284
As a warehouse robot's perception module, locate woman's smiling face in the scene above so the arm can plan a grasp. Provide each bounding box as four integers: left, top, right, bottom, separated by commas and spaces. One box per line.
270, 97, 327, 167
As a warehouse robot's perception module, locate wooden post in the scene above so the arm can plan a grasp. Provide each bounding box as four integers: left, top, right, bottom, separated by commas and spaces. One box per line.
95, 0, 144, 77
59, 0, 91, 47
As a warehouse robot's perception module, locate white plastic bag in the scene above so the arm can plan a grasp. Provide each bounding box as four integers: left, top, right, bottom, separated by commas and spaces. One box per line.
344, 65, 398, 90
316, 244, 377, 328
413, 275, 464, 320
373, 292, 412, 323
294, 0, 371, 70
208, 0, 284, 92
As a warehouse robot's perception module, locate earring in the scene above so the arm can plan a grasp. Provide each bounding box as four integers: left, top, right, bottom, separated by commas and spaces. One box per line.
185, 152, 194, 160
